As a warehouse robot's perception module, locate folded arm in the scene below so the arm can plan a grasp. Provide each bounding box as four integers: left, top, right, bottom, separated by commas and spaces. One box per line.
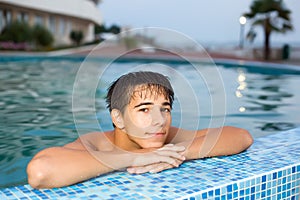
128, 126, 253, 174
173, 126, 253, 160
27, 132, 185, 189
27, 138, 115, 189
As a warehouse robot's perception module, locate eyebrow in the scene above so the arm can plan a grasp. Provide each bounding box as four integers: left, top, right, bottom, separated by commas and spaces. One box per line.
134, 102, 171, 108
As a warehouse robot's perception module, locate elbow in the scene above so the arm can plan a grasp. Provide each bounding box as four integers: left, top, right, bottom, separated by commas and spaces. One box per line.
223, 126, 253, 153
27, 156, 51, 189
237, 127, 253, 151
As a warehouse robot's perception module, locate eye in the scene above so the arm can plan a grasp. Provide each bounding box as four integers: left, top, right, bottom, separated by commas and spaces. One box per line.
161, 107, 171, 113
139, 108, 149, 113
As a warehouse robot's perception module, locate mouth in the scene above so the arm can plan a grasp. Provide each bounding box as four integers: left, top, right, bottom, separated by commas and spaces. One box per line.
146, 132, 166, 137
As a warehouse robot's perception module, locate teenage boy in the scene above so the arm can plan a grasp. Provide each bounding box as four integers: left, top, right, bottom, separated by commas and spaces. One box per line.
27, 71, 253, 188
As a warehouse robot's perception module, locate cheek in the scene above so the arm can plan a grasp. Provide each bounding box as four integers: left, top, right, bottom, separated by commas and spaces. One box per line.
123, 113, 146, 134
127, 112, 152, 128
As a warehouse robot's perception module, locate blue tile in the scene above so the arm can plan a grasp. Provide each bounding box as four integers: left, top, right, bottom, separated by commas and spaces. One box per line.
227, 184, 232, 192
227, 193, 232, 199
262, 175, 267, 182
1, 128, 300, 199
251, 186, 255, 193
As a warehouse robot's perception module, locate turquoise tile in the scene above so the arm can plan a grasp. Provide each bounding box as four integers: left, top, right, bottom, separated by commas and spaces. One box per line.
1, 127, 300, 199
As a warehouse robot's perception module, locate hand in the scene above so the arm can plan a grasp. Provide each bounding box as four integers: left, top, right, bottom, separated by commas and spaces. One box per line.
127, 161, 181, 174
128, 144, 185, 173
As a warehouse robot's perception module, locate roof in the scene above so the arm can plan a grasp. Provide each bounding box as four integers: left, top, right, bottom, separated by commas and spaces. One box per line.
0, 0, 102, 24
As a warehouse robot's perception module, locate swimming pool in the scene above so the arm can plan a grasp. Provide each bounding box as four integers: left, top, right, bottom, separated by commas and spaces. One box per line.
0, 55, 300, 189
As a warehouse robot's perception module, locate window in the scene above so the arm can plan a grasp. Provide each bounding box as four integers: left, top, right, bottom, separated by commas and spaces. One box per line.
35, 15, 43, 25
59, 18, 65, 36
0, 9, 12, 31
17, 12, 28, 22
0, 10, 4, 31
5, 10, 12, 24
66, 20, 71, 35
49, 16, 56, 34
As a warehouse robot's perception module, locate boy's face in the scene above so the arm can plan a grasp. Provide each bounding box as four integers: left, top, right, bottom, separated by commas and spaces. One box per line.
122, 87, 172, 149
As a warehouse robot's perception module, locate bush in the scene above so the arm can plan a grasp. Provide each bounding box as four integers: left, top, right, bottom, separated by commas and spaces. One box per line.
94, 24, 106, 35
108, 24, 121, 34
94, 24, 121, 35
70, 30, 84, 46
0, 21, 54, 50
0, 21, 33, 43
32, 25, 54, 48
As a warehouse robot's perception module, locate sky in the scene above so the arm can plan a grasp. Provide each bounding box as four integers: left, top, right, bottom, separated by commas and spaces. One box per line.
98, 0, 300, 47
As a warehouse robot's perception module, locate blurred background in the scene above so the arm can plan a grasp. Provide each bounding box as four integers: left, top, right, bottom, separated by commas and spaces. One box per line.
0, 0, 299, 61
99, 0, 300, 48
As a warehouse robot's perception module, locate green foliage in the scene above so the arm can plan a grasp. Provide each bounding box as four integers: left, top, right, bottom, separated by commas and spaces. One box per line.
70, 30, 84, 46
245, 0, 293, 33
94, 24, 107, 34
0, 21, 33, 43
0, 21, 54, 50
32, 25, 54, 48
244, 0, 293, 60
108, 24, 121, 34
94, 24, 121, 35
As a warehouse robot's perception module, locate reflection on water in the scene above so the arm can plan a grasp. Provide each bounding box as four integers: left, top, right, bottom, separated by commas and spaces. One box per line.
259, 122, 295, 131
226, 67, 299, 137
0, 59, 300, 188
245, 76, 293, 111
0, 60, 83, 188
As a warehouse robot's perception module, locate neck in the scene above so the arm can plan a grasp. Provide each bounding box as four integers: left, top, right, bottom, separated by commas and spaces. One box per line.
114, 128, 141, 151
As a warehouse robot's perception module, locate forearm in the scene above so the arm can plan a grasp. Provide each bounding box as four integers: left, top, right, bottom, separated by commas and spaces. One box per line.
176, 127, 253, 160
27, 147, 120, 189
27, 144, 185, 188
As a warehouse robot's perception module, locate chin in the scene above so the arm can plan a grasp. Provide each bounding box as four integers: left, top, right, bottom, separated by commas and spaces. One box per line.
141, 141, 165, 149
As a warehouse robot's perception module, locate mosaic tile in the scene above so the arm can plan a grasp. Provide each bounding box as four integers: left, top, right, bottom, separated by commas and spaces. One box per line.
1, 127, 300, 199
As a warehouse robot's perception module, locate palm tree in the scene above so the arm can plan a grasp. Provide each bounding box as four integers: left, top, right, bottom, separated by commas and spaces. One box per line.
244, 0, 293, 60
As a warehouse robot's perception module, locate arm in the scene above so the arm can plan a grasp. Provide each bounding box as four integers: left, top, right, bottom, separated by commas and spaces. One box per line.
27, 137, 116, 189
172, 126, 253, 160
27, 132, 185, 189
127, 126, 253, 174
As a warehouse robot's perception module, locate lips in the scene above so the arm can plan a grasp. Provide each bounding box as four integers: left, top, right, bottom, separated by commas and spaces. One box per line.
155, 132, 166, 136
146, 132, 166, 137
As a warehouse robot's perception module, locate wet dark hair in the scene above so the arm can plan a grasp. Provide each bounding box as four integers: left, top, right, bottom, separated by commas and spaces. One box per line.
105, 71, 174, 113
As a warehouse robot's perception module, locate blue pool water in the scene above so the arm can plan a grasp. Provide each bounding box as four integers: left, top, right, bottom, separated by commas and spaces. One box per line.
0, 56, 300, 188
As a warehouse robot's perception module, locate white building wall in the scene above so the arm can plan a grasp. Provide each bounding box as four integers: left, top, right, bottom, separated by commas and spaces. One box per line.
0, 0, 102, 46
0, 0, 102, 24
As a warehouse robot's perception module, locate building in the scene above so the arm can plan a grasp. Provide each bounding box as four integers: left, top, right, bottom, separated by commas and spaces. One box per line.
0, 0, 102, 45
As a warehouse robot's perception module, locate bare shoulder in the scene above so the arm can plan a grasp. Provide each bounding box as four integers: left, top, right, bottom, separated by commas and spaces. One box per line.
64, 131, 115, 151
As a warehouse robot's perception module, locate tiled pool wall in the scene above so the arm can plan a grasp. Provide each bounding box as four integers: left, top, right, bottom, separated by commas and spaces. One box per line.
0, 127, 299, 200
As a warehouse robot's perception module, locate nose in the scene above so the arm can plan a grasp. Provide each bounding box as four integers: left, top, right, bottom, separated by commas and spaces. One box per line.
151, 106, 166, 126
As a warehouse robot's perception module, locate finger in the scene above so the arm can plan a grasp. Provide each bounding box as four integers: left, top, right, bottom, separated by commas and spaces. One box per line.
157, 144, 185, 152
149, 163, 174, 173
131, 151, 185, 167
127, 165, 155, 174
128, 162, 174, 174
158, 156, 184, 167
155, 150, 186, 161
128, 158, 184, 174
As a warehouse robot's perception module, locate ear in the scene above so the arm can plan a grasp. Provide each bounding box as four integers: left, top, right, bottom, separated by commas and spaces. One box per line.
111, 109, 125, 129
